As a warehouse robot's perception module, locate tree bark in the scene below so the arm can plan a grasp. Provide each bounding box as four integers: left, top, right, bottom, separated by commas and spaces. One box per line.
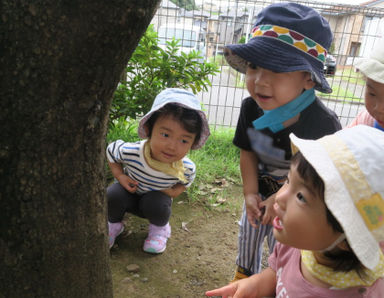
0, 1, 161, 297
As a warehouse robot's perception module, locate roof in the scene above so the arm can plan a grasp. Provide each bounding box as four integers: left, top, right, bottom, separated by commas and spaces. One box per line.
180, 9, 210, 18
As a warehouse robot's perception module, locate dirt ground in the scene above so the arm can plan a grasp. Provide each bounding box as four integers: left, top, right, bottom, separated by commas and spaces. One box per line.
109, 184, 245, 298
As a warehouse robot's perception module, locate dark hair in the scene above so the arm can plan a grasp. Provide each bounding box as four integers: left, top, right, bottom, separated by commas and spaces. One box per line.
145, 103, 202, 147
291, 152, 366, 277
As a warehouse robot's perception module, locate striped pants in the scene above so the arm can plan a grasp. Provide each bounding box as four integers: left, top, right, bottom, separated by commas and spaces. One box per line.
236, 203, 276, 274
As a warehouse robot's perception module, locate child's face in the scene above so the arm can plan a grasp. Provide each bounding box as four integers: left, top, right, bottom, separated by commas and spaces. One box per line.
245, 65, 315, 110
148, 115, 196, 164
272, 163, 342, 251
364, 78, 384, 127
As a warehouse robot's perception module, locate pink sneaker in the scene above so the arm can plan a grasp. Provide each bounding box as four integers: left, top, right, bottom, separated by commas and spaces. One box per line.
108, 222, 124, 249
143, 222, 171, 254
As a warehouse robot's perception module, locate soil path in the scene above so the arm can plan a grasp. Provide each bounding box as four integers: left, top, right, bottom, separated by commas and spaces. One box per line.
110, 185, 243, 298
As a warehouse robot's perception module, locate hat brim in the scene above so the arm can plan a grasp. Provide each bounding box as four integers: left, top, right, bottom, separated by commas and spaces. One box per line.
355, 58, 384, 84
225, 37, 332, 94
290, 126, 384, 270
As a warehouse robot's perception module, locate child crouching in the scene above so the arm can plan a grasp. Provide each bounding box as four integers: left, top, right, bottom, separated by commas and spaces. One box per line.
106, 88, 209, 253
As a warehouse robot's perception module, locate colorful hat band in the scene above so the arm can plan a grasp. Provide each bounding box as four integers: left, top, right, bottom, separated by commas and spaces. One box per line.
251, 25, 327, 64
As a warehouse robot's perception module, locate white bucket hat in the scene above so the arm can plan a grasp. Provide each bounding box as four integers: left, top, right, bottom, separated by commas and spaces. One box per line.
290, 125, 384, 270
138, 88, 210, 149
354, 36, 384, 84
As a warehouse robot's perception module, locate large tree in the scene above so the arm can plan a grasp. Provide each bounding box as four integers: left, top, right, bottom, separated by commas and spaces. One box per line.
0, 1, 161, 297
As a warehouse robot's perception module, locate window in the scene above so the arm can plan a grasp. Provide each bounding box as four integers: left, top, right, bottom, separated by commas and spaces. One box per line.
349, 42, 361, 57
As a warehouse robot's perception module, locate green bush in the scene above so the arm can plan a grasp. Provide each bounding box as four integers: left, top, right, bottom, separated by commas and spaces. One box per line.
106, 119, 139, 144
110, 25, 219, 123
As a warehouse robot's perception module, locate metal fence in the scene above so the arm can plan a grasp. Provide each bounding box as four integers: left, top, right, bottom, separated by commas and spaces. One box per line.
151, 0, 384, 127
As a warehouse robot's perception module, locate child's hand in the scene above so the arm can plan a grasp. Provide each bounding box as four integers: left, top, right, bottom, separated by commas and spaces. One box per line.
259, 194, 277, 225
117, 174, 138, 193
205, 282, 237, 297
160, 183, 186, 198
245, 193, 263, 228
205, 277, 261, 298
108, 162, 138, 193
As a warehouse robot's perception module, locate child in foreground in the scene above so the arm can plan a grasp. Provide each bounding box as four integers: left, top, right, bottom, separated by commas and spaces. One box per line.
348, 36, 384, 131
226, 2, 341, 280
206, 125, 384, 297
106, 88, 210, 253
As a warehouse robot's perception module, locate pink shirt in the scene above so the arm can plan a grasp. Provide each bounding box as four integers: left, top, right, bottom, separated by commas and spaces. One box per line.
347, 110, 375, 127
268, 242, 384, 298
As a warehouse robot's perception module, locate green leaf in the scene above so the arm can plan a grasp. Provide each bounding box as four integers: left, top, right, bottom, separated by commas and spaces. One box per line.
109, 24, 219, 123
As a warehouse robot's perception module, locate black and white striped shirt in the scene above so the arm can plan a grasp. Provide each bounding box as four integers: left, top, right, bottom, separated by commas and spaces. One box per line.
106, 140, 196, 194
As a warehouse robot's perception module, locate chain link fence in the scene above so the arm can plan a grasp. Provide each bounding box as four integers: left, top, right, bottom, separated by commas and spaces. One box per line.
151, 0, 384, 127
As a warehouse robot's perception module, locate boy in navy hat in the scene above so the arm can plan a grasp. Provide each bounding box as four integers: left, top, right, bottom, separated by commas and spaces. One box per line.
225, 2, 342, 281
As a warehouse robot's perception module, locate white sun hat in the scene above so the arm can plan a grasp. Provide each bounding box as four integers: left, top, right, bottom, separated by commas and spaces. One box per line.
290, 125, 384, 270
354, 36, 384, 84
138, 88, 210, 149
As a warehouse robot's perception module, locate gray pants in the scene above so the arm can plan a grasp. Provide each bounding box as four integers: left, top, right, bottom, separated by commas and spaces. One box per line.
236, 203, 276, 274
107, 183, 172, 226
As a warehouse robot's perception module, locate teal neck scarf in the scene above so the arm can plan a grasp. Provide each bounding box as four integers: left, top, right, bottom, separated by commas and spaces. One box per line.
252, 88, 316, 133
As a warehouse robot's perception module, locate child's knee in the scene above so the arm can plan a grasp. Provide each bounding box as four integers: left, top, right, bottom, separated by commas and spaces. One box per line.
107, 183, 125, 197
141, 191, 172, 222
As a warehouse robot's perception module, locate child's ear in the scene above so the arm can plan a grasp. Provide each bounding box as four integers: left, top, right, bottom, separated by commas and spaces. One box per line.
144, 125, 150, 138
303, 73, 316, 90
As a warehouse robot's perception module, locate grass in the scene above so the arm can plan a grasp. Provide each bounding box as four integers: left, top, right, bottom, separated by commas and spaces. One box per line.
106, 119, 140, 143
338, 67, 365, 86
208, 54, 227, 66
317, 67, 365, 103
317, 85, 362, 103
106, 120, 241, 204
188, 126, 241, 204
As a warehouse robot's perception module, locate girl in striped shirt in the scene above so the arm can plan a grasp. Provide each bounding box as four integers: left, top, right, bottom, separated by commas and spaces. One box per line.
106, 88, 209, 253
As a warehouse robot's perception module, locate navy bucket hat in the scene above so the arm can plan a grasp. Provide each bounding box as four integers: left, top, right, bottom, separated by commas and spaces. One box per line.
224, 3, 333, 93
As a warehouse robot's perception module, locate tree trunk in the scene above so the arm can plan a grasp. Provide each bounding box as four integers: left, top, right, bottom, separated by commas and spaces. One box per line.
0, 1, 161, 297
